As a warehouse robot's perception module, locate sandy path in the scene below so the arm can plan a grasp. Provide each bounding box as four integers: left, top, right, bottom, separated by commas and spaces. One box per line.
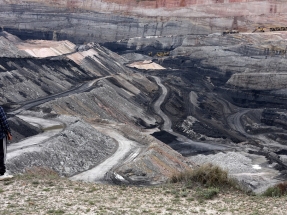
70, 126, 141, 182
152, 76, 172, 132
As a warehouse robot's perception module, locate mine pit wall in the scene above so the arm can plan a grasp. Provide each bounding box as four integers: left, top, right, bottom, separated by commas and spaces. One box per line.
34, 77, 158, 129
0, 6, 210, 44
4, 1, 287, 44
1, 0, 285, 14
216, 87, 287, 109
261, 109, 287, 132
1, 0, 287, 45
0, 38, 132, 105
102, 35, 186, 55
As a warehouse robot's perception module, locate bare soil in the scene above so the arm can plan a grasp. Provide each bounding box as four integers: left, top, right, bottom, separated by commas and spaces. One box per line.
0, 172, 286, 215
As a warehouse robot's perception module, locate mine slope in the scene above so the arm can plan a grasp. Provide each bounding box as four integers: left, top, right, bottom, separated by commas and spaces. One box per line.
104, 31, 287, 191
0, 31, 190, 186
0, 0, 287, 193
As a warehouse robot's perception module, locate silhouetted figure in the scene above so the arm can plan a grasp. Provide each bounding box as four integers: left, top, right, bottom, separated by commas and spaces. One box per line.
0, 106, 13, 180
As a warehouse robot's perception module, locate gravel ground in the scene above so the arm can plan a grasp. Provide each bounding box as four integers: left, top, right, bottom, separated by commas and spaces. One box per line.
6, 116, 117, 177
0, 171, 286, 215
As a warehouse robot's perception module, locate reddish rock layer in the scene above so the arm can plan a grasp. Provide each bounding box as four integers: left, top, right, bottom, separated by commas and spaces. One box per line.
0, 0, 286, 42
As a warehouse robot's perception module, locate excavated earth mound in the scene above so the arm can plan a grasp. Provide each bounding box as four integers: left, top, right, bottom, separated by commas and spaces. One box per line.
7, 117, 117, 177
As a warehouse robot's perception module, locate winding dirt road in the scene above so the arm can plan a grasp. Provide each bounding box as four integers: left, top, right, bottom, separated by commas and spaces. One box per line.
152, 76, 172, 132
70, 126, 142, 182
9, 76, 111, 115
152, 76, 229, 155
227, 109, 250, 136
227, 109, 287, 151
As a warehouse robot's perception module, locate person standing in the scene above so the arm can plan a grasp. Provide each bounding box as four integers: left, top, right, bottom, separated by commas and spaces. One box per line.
0, 106, 13, 180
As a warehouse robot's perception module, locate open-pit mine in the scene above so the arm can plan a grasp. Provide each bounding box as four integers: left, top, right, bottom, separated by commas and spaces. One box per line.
1, 0, 287, 193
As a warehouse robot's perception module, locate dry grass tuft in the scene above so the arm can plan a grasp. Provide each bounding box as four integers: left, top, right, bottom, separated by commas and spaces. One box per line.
18, 166, 60, 180
263, 181, 287, 197
171, 164, 235, 188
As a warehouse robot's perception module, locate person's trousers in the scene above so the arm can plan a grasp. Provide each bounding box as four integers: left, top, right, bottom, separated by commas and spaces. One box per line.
0, 138, 7, 175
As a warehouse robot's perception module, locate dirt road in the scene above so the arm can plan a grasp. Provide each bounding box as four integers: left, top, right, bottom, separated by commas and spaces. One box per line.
70, 125, 142, 182
152, 76, 229, 155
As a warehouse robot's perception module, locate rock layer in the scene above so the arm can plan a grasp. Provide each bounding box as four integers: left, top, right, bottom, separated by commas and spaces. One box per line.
0, 32, 130, 104
1, 1, 286, 44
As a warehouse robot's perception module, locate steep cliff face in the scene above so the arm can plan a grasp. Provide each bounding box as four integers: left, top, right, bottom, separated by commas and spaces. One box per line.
1, 0, 284, 14
0, 0, 286, 44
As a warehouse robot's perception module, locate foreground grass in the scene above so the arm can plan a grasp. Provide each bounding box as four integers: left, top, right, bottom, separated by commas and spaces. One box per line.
0, 176, 286, 215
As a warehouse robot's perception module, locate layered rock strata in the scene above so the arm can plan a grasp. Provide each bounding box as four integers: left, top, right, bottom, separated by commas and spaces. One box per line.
1, 1, 286, 44
0, 32, 130, 104
35, 78, 157, 126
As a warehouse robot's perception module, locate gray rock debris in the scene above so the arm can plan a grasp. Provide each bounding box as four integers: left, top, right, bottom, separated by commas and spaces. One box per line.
7, 119, 117, 177
189, 151, 281, 193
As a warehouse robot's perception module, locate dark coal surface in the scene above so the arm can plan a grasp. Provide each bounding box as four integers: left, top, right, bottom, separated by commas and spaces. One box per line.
7, 116, 42, 144
151, 131, 177, 144
151, 131, 220, 156
277, 149, 287, 155
167, 141, 220, 156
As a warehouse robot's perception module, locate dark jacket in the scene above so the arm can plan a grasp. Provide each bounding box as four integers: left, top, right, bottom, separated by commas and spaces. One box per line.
0, 106, 11, 139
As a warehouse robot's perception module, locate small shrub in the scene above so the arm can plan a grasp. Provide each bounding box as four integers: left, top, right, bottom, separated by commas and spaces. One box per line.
170, 169, 193, 183
181, 191, 188, 197
277, 181, 287, 194
187, 197, 195, 201
170, 164, 233, 188
74, 187, 85, 191
46, 181, 55, 187
89, 201, 95, 205
191, 164, 230, 187
263, 181, 287, 197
